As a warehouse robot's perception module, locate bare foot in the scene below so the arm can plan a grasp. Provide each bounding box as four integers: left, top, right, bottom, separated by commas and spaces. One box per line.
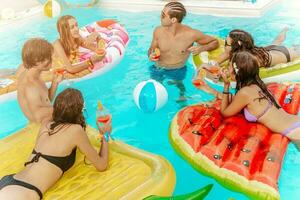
292, 44, 300, 56
282, 26, 289, 32
272, 26, 290, 45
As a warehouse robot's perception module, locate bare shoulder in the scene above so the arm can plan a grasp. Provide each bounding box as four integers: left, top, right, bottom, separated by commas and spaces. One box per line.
16, 64, 25, 77
182, 24, 194, 31
71, 124, 86, 137
181, 25, 199, 37
237, 86, 253, 98
53, 39, 61, 47
53, 40, 64, 53
71, 124, 84, 131
153, 26, 163, 34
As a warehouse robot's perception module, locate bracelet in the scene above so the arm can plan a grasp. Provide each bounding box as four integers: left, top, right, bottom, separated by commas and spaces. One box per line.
104, 132, 110, 142
87, 58, 95, 71
98, 132, 109, 142
208, 60, 219, 66
223, 91, 230, 94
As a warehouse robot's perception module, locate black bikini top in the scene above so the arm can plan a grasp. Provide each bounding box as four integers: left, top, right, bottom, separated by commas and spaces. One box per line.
24, 148, 77, 173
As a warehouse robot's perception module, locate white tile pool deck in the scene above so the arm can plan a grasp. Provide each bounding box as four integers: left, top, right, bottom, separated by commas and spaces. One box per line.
99, 0, 280, 17
0, 0, 281, 25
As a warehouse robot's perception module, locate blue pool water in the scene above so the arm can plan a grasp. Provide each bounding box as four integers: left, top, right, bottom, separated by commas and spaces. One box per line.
1, 0, 300, 199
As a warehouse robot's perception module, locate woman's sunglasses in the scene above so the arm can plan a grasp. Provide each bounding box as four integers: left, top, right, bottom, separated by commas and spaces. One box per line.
225, 39, 231, 47
82, 102, 89, 119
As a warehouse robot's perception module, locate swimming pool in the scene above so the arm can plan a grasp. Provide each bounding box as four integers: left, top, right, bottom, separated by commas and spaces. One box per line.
0, 0, 300, 199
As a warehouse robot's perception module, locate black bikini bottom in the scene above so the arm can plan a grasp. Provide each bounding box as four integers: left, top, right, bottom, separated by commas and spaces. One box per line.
0, 174, 43, 199
265, 45, 291, 63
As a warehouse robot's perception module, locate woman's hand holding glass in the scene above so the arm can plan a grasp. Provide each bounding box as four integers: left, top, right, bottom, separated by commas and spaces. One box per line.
96, 117, 112, 134
90, 51, 106, 64
96, 101, 112, 142
220, 68, 231, 86
86, 32, 101, 43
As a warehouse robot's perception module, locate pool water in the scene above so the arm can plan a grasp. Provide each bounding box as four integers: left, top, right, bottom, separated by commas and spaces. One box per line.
1, 0, 300, 199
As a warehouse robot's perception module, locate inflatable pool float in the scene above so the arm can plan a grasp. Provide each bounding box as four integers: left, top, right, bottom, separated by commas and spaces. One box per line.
0, 124, 175, 199
170, 82, 300, 200
144, 184, 213, 200
193, 38, 300, 86
0, 19, 129, 103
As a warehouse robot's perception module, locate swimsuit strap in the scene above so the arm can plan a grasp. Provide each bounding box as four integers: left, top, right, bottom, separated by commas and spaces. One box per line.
256, 100, 273, 120
24, 152, 42, 166
282, 121, 300, 136
12, 176, 43, 199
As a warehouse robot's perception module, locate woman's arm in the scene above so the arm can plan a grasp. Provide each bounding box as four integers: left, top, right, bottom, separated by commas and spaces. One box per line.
221, 88, 249, 117
81, 33, 99, 51
74, 126, 109, 171
220, 69, 249, 117
215, 46, 231, 66
53, 40, 91, 74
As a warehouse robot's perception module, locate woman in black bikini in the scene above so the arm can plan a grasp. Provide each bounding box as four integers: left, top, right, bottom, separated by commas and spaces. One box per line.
208, 28, 299, 68
0, 88, 111, 200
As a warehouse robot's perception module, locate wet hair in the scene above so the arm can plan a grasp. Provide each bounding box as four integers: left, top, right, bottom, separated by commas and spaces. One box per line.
228, 29, 270, 67
49, 88, 86, 135
22, 38, 53, 69
57, 15, 80, 57
231, 51, 280, 108
165, 1, 186, 23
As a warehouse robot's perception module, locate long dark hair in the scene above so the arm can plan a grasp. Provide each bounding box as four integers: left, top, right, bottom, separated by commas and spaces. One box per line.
231, 51, 280, 108
228, 29, 270, 67
49, 88, 86, 135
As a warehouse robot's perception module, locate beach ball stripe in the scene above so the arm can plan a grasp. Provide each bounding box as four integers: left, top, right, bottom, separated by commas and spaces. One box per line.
44, 0, 61, 18
139, 81, 157, 113
133, 79, 168, 113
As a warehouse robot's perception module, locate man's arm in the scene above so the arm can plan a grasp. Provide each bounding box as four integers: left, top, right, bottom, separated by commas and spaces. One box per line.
48, 72, 63, 101
148, 27, 159, 60
188, 30, 219, 55
195, 30, 219, 51
25, 86, 53, 123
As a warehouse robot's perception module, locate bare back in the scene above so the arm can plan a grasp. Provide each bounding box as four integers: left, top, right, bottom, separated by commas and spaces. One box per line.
13, 124, 80, 194
243, 85, 299, 133
17, 70, 52, 122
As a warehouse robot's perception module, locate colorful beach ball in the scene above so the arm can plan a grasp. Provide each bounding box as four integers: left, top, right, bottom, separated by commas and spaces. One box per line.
44, 0, 61, 18
133, 79, 168, 113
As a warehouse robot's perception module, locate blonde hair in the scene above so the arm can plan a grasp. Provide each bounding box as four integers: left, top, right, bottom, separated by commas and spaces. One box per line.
22, 38, 53, 69
57, 15, 80, 57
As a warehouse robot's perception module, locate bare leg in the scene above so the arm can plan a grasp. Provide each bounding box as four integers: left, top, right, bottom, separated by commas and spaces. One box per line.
272, 26, 289, 45
285, 45, 300, 61
174, 80, 187, 102
286, 128, 300, 152
293, 139, 300, 152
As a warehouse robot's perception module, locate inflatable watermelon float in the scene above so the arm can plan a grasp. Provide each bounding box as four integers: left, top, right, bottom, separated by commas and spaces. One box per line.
170, 82, 300, 200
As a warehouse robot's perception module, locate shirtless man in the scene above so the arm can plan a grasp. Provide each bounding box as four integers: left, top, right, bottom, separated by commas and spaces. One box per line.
148, 1, 219, 102
17, 38, 63, 123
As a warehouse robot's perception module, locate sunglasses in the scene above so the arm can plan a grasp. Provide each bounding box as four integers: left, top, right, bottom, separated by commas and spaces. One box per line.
82, 102, 89, 119
225, 39, 231, 47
